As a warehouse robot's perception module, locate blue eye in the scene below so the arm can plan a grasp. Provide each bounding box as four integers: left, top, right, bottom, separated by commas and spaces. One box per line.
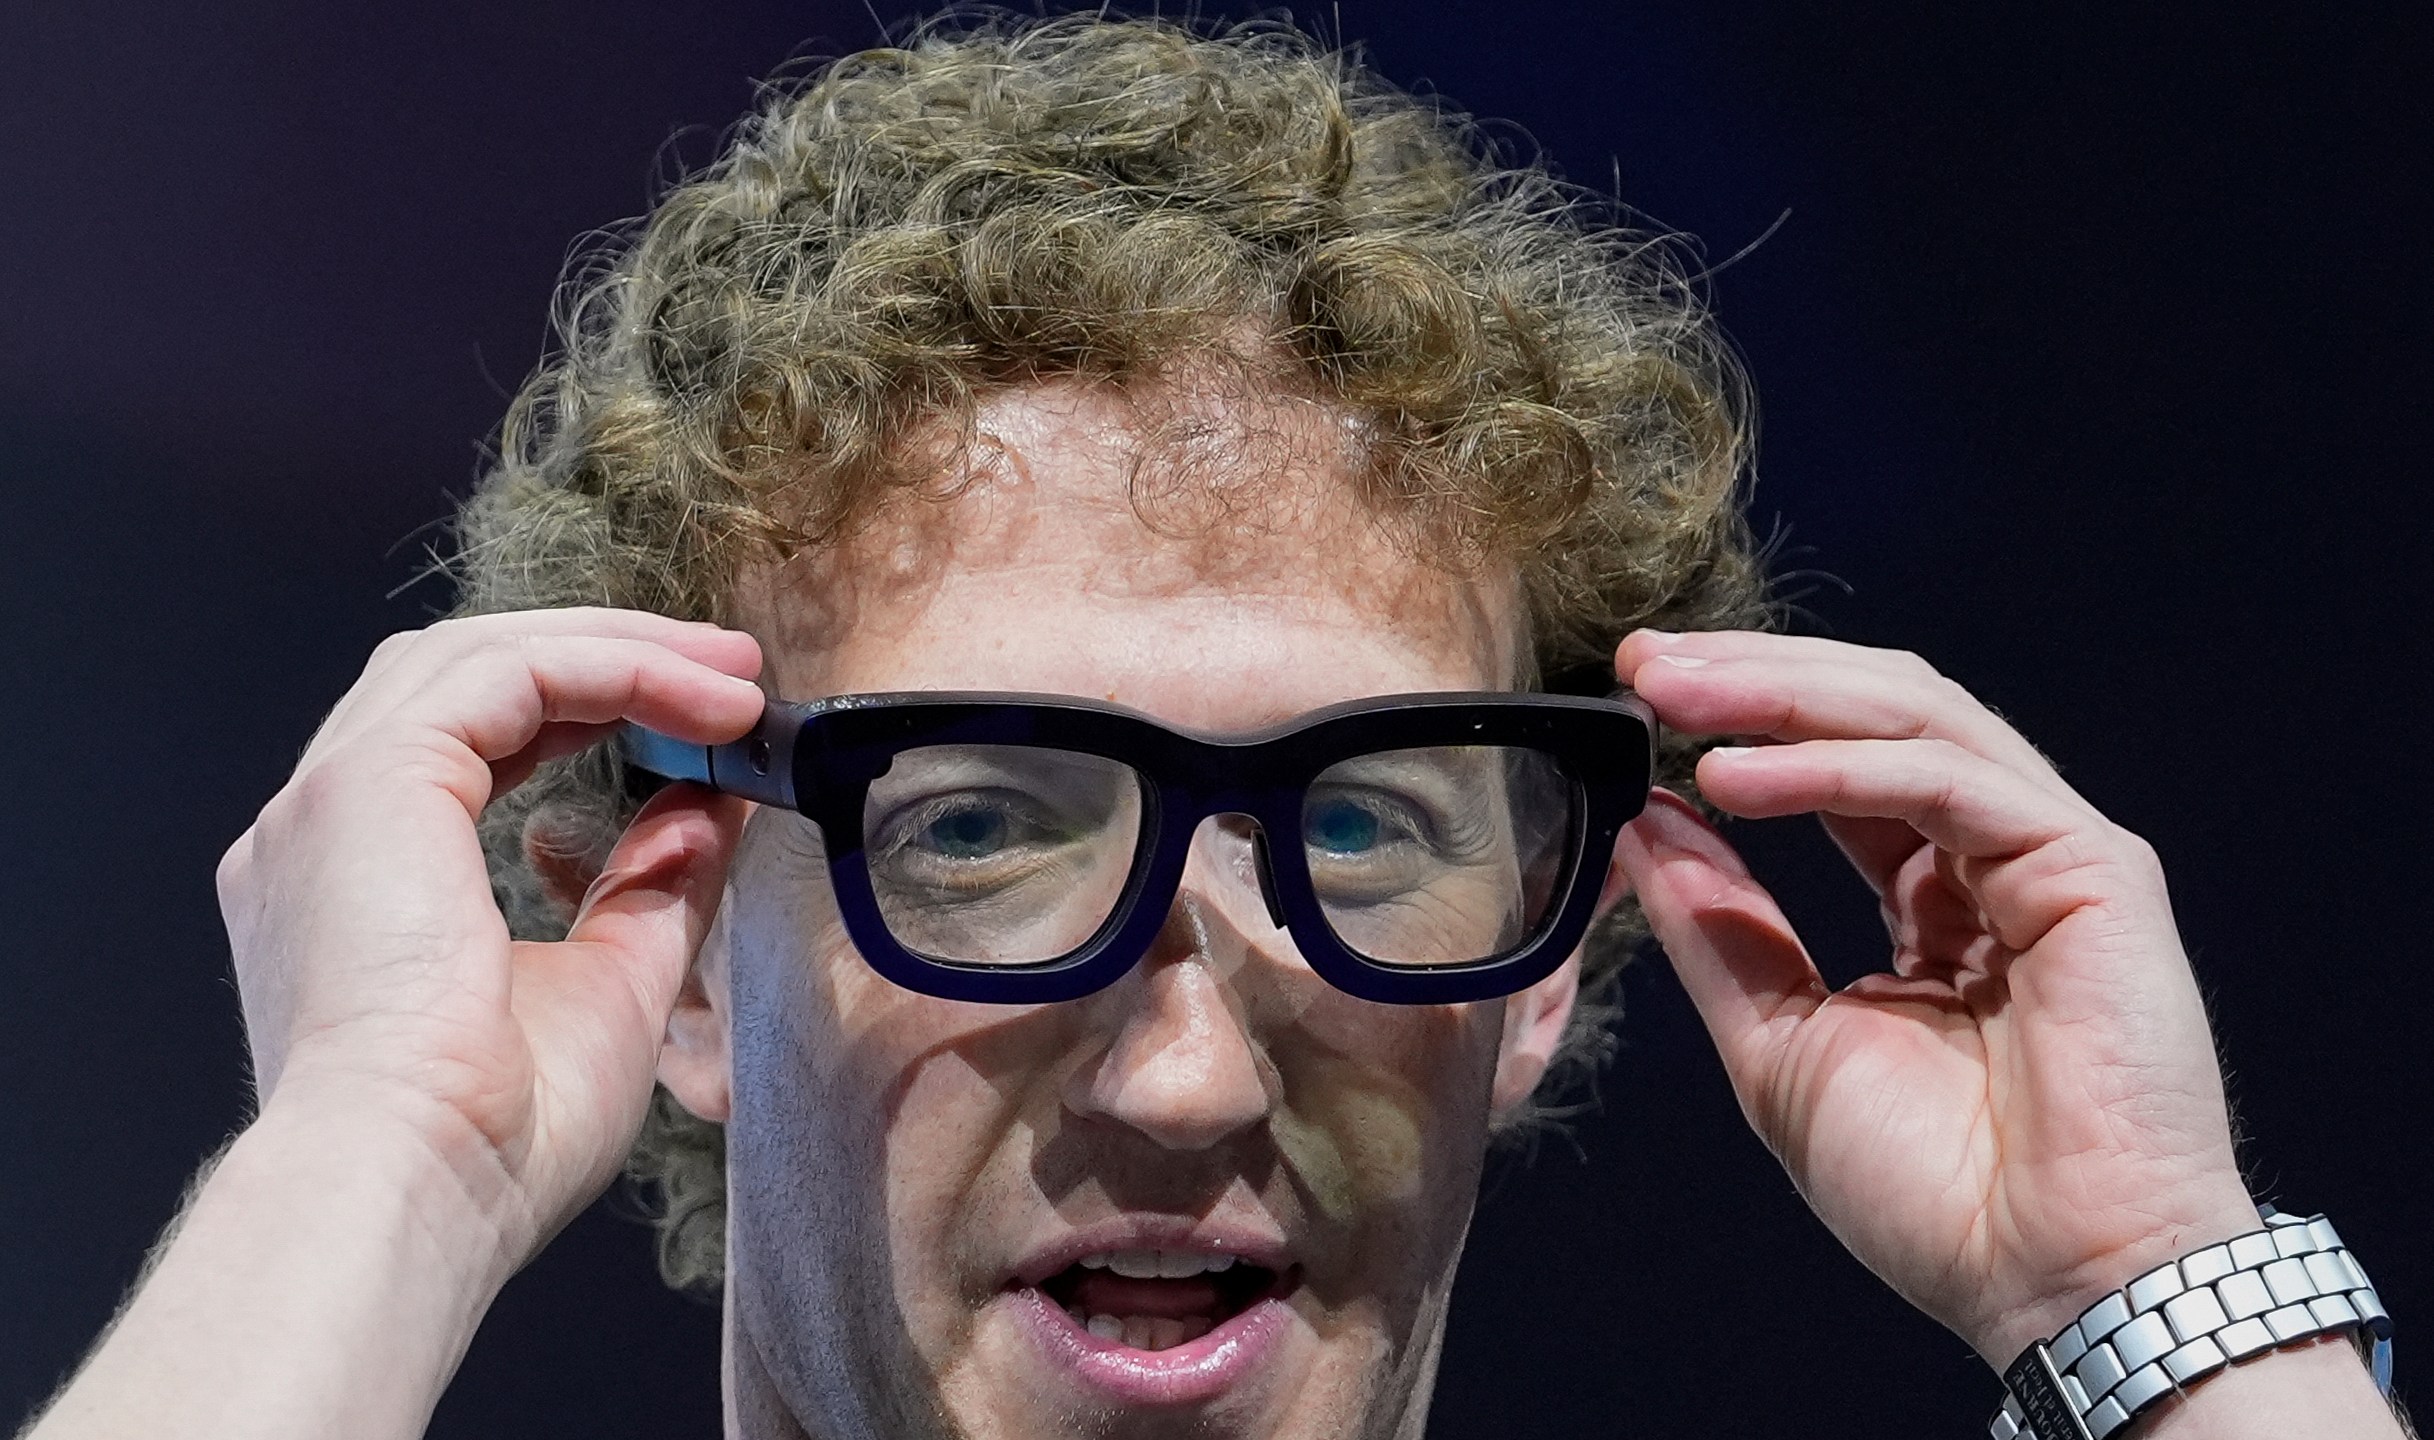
922, 806, 1009, 859
1305, 799, 1382, 855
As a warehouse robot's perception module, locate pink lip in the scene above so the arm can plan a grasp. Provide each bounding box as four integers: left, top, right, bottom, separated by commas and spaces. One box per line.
1005, 1284, 1294, 1406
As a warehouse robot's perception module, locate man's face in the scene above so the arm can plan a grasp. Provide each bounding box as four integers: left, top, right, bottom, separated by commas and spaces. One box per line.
660, 377, 1579, 1440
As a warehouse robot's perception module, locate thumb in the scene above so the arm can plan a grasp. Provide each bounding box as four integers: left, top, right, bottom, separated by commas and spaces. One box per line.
499, 787, 746, 1234
556, 785, 750, 1033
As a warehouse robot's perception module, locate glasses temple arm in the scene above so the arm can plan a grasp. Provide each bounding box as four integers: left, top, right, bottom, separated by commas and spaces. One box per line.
617, 711, 800, 810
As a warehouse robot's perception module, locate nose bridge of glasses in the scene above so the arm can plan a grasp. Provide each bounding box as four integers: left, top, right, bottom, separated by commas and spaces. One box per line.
1246, 820, 1288, 930
1176, 812, 1289, 935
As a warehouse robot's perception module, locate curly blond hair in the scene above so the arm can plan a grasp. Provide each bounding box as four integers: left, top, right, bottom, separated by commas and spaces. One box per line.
454, 10, 1770, 1294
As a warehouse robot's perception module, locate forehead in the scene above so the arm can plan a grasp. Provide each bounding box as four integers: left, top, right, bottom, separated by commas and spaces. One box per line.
742, 376, 1521, 730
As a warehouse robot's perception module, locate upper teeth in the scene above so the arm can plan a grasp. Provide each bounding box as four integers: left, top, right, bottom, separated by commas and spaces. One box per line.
1079, 1249, 1240, 1279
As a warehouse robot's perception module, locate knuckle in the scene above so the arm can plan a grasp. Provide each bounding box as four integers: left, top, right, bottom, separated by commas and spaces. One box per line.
453, 621, 525, 658
2041, 823, 2146, 888
282, 746, 396, 819
500, 623, 611, 666
1923, 670, 1975, 711
1902, 736, 1973, 777
1888, 648, 1942, 681
477, 628, 537, 669
2104, 823, 2164, 875
283, 757, 352, 817
214, 831, 257, 901
423, 614, 523, 659
368, 627, 425, 664
434, 628, 550, 691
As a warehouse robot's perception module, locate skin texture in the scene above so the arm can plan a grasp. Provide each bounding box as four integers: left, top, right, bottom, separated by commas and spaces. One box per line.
18, 379, 2404, 1440
654, 378, 1575, 1440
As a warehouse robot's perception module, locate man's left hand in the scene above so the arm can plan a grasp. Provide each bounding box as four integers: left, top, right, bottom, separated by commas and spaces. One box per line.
1611, 628, 2258, 1366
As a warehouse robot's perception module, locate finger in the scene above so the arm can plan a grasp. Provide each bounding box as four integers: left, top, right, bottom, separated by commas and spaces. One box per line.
1620, 640, 2066, 793
1618, 627, 2022, 684
317, 612, 762, 757
1697, 740, 2147, 951
1696, 739, 2086, 855
1617, 627, 1934, 684
1806, 812, 1986, 976
1612, 789, 1827, 1097
488, 719, 634, 795
309, 610, 761, 761
326, 636, 766, 817
1881, 844, 2005, 981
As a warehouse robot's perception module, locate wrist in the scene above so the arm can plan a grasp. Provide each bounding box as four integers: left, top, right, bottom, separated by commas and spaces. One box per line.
1985, 1209, 2396, 1440
1971, 1180, 2264, 1367
2136, 1335, 2404, 1440
32, 1088, 529, 1439
249, 1075, 538, 1280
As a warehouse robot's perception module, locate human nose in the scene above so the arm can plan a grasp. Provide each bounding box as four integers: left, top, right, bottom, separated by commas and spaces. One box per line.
1065, 825, 1281, 1150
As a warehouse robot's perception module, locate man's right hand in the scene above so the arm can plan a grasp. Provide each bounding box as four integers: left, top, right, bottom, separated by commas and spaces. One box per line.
28, 609, 764, 1440
214, 607, 763, 1260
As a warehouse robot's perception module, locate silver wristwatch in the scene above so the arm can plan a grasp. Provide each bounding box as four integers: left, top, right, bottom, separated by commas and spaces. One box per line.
1990, 1210, 2393, 1440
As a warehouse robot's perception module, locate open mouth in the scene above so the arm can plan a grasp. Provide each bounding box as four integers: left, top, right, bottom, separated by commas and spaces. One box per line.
1027, 1250, 1295, 1352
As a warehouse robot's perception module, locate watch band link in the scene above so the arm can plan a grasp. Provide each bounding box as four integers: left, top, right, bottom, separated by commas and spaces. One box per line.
1990, 1211, 2392, 1440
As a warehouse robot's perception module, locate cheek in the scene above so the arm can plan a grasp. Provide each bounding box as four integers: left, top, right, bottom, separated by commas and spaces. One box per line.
722, 868, 878, 1219
874, 1015, 1066, 1320
731, 864, 1075, 1320
1271, 998, 1502, 1235
722, 859, 1037, 1347
719, 826, 939, 1291
718, 880, 902, 1388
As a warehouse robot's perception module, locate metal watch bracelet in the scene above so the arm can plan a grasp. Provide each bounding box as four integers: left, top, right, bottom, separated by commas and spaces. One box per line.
1990, 1210, 2393, 1440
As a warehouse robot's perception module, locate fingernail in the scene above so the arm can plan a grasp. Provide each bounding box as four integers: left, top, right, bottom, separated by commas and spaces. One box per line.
1633, 628, 1680, 644
1655, 653, 1709, 669
725, 673, 765, 691
1708, 745, 1752, 759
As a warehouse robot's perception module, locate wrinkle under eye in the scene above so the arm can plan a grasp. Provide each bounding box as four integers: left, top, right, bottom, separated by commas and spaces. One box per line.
874, 793, 1074, 895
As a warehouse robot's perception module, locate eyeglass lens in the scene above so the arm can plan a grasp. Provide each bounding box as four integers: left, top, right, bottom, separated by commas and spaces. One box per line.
863, 745, 1146, 966
859, 742, 1575, 970
1303, 746, 1572, 967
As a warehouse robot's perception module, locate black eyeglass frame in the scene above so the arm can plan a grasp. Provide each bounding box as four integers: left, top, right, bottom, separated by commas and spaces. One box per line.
621, 691, 1654, 1005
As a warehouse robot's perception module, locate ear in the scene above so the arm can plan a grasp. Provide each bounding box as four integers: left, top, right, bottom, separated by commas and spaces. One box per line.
1490, 953, 1580, 1118
655, 885, 735, 1124
1489, 853, 1631, 1119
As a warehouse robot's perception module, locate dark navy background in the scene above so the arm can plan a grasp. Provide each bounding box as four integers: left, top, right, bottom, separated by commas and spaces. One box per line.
3, 4, 2426, 1435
